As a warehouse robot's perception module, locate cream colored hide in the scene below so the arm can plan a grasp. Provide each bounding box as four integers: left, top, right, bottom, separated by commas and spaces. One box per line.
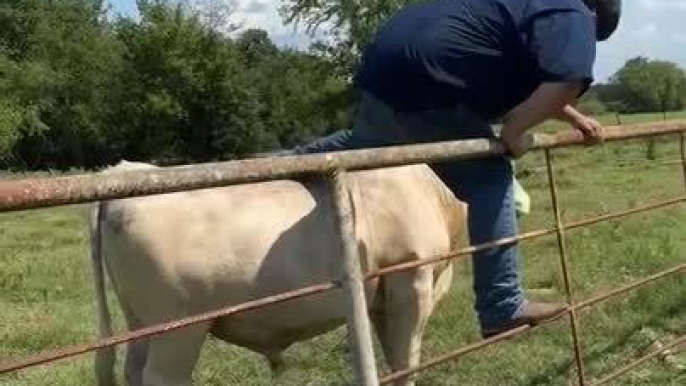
89, 160, 467, 386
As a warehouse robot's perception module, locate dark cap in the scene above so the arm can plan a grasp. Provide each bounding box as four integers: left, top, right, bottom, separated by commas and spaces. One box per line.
583, 0, 623, 41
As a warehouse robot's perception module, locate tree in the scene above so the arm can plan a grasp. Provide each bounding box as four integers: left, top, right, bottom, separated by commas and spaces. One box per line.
281, 0, 419, 77
0, 0, 351, 170
0, 0, 124, 169
606, 56, 686, 114
109, 1, 270, 162
576, 89, 607, 116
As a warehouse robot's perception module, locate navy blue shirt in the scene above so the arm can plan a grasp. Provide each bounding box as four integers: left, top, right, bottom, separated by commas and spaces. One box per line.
354, 0, 597, 119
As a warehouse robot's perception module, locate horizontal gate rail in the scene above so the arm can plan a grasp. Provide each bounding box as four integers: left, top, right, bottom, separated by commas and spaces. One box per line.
377, 262, 686, 384
369, 194, 686, 281
0, 282, 338, 374
1, 197, 683, 377
590, 334, 686, 385
0, 121, 685, 213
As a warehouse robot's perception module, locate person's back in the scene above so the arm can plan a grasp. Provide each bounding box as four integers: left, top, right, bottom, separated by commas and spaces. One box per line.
354, 0, 596, 119
285, 0, 623, 343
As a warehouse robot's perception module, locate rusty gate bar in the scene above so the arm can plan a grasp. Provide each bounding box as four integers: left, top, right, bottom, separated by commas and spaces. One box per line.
368, 194, 686, 282
367, 228, 559, 280
573, 263, 686, 311
0, 282, 337, 375
378, 324, 539, 385
565, 196, 686, 230
545, 149, 587, 385
377, 262, 685, 383
329, 169, 380, 386
1, 122, 686, 213
590, 335, 686, 386
680, 133, 686, 190
3, 193, 683, 378
2, 192, 684, 379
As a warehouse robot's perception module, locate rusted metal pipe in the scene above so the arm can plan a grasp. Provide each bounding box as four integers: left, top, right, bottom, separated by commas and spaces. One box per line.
330, 169, 380, 386
366, 228, 558, 280
566, 196, 686, 230
531, 121, 686, 149
368, 194, 686, 282
573, 263, 686, 311
375, 196, 686, 384
379, 309, 572, 385
377, 262, 686, 384
1, 122, 685, 213
545, 149, 587, 386
680, 133, 686, 191
590, 335, 686, 385
2, 193, 683, 379
0, 282, 337, 375
378, 324, 536, 384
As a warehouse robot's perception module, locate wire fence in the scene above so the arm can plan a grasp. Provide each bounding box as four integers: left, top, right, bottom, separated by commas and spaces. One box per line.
1, 120, 686, 385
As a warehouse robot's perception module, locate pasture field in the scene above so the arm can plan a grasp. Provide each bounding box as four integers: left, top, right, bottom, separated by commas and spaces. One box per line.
1, 111, 686, 385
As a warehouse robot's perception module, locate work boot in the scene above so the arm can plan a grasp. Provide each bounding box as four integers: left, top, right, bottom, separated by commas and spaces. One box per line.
481, 301, 567, 339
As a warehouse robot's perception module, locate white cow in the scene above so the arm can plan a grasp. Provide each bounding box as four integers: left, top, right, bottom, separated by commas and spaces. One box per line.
89, 160, 468, 386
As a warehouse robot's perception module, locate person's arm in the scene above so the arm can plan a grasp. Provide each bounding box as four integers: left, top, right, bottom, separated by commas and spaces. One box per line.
501, 82, 583, 157
556, 104, 583, 124
556, 105, 604, 142
501, 8, 599, 158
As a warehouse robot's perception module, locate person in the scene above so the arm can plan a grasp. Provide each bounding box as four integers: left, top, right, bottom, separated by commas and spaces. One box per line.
278, 0, 622, 338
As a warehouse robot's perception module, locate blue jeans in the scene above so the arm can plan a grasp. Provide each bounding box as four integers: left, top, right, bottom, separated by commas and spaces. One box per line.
284, 92, 525, 332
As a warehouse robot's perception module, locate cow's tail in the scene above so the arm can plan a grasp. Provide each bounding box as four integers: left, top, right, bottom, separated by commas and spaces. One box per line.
89, 201, 116, 386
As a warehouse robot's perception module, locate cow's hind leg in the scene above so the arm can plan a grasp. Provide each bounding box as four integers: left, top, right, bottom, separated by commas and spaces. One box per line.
379, 267, 434, 386
142, 322, 210, 386
370, 282, 392, 364
122, 301, 149, 386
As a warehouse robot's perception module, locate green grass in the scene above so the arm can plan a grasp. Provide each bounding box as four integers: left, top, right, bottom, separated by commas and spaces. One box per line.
2, 111, 686, 385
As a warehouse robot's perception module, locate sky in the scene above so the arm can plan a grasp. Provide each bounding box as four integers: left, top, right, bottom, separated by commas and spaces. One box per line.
108, 0, 686, 82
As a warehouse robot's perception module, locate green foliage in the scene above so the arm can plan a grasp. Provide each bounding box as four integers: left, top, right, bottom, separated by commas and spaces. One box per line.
0, 0, 349, 169
0, 0, 124, 168
282, 0, 420, 76
604, 56, 686, 114
0, 99, 23, 154
1, 0, 685, 170
109, 1, 266, 162
576, 90, 608, 116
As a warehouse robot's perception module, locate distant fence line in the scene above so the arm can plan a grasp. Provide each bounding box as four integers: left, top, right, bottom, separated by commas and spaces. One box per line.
1, 119, 686, 385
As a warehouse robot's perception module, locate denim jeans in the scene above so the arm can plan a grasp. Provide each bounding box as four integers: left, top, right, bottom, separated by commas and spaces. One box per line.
283, 92, 525, 331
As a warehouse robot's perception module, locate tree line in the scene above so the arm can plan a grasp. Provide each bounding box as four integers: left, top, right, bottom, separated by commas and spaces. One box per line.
0, 0, 351, 169
1, 0, 685, 170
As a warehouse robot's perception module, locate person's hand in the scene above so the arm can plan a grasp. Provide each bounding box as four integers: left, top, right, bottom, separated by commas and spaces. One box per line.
558, 105, 604, 143
571, 114, 604, 143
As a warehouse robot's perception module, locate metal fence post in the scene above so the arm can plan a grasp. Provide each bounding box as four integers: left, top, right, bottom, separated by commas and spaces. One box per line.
679, 133, 686, 190
330, 168, 380, 386
544, 149, 587, 386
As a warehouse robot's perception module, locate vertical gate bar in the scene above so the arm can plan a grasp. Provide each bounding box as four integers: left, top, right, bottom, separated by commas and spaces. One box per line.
544, 149, 587, 386
330, 168, 380, 386
679, 133, 686, 191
